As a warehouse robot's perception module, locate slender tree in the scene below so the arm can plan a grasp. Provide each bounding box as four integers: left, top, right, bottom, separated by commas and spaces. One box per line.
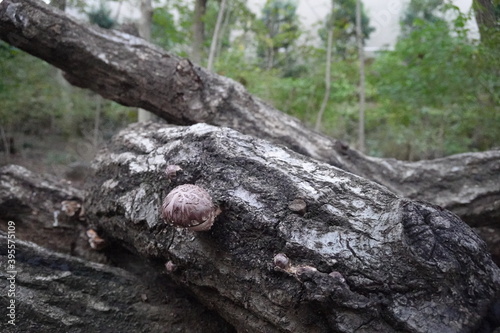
319, 0, 373, 58
356, 0, 366, 152
207, 0, 227, 71
138, 0, 155, 122
315, 2, 335, 132
192, 0, 207, 64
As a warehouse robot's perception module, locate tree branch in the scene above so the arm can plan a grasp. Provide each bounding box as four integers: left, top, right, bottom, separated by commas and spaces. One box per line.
0, 0, 498, 225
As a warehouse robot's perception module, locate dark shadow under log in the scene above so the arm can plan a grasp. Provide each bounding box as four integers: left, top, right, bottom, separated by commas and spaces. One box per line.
0, 232, 235, 332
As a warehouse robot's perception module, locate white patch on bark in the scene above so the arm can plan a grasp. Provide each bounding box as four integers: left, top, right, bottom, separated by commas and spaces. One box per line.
119, 183, 159, 228
230, 187, 264, 209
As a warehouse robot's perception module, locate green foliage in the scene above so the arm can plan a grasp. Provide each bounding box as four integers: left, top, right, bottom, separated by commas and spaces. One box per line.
215, 48, 359, 138
256, 0, 301, 70
152, 5, 189, 53
0, 42, 131, 143
87, 3, 116, 29
400, 0, 445, 36
369, 6, 499, 159
152, 0, 256, 63
319, 0, 374, 57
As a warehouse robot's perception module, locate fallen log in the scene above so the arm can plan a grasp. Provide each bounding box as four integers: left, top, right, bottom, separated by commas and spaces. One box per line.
0, 232, 234, 332
0, 0, 498, 225
84, 122, 500, 333
0, 164, 95, 260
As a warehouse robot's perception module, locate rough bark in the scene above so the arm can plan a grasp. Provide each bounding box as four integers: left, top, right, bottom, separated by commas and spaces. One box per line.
472, 0, 499, 45
83, 122, 500, 333
0, 165, 98, 261
0, 164, 234, 332
0, 232, 234, 333
0, 0, 499, 226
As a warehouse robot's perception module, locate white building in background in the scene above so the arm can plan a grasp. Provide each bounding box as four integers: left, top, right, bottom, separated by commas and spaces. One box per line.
249, 0, 479, 54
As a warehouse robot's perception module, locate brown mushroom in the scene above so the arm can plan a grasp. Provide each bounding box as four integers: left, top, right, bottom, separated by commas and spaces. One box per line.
165, 165, 182, 180
86, 229, 106, 250
273, 253, 291, 271
161, 184, 220, 231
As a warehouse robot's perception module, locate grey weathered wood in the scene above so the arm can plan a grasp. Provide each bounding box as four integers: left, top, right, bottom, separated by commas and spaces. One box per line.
0, 232, 233, 332
85, 122, 500, 333
0, 164, 234, 332
0, 165, 95, 259
0, 0, 499, 225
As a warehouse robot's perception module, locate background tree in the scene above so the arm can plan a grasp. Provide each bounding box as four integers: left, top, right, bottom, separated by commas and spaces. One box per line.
256, 0, 301, 71
87, 2, 116, 29
356, 0, 366, 152
204, 0, 256, 70
191, 0, 207, 64
315, 1, 335, 132
472, 0, 500, 45
319, 0, 373, 58
207, 0, 227, 71
137, 0, 155, 122
151, 1, 191, 55
400, 0, 444, 36
369, 4, 499, 160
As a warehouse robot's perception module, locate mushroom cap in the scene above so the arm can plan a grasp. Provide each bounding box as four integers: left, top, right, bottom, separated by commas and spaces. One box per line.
165, 164, 182, 179
273, 253, 291, 270
162, 184, 219, 231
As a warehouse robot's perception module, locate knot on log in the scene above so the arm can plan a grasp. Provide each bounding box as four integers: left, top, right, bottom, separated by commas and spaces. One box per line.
175, 58, 202, 91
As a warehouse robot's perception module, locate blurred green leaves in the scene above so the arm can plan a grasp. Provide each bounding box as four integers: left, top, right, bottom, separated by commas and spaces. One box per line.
368, 4, 499, 159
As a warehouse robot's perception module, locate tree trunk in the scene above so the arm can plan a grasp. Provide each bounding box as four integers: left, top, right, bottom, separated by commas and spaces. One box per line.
93, 94, 102, 148
138, 0, 155, 122
191, 0, 207, 64
0, 164, 234, 331
0, 0, 499, 225
472, 0, 499, 45
82, 122, 500, 332
207, 0, 227, 71
314, 9, 334, 133
355, 0, 366, 153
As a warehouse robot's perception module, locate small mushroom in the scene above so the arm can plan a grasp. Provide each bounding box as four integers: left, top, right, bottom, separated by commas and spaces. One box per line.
86, 229, 106, 250
272, 254, 321, 281
273, 253, 291, 271
329, 271, 346, 283
61, 200, 84, 218
165, 260, 177, 272
165, 165, 182, 180
161, 184, 220, 231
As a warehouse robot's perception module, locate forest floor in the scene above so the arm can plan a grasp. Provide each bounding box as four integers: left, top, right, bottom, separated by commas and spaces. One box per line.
0, 133, 101, 189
